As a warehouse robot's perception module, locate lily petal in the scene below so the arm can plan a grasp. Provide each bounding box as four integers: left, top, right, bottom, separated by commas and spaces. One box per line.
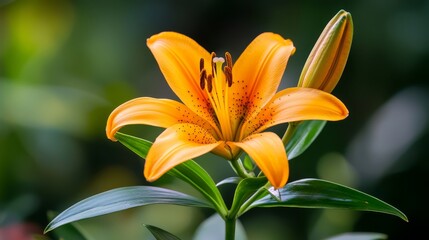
230, 33, 295, 131
144, 123, 221, 181
147, 32, 217, 127
242, 87, 349, 136
232, 132, 289, 189
106, 97, 215, 141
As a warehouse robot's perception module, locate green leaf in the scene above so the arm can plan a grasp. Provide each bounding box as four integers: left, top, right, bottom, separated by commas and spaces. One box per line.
249, 178, 408, 222
242, 155, 254, 171
115, 132, 152, 158
115, 132, 228, 216
47, 211, 90, 240
285, 120, 326, 160
143, 224, 182, 240
216, 177, 241, 187
167, 160, 228, 216
229, 177, 267, 217
326, 232, 388, 240
45, 186, 211, 233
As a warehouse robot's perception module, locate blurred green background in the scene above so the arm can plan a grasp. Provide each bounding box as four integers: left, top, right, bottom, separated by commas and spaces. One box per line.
1, 0, 428, 239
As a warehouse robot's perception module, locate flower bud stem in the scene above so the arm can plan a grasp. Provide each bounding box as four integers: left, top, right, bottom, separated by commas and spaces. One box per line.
230, 158, 254, 179
282, 122, 300, 145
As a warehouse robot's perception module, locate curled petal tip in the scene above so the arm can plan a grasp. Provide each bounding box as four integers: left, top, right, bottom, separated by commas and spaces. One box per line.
283, 39, 296, 55
143, 162, 160, 183
143, 172, 157, 182
106, 112, 120, 141
106, 121, 117, 141
107, 134, 118, 142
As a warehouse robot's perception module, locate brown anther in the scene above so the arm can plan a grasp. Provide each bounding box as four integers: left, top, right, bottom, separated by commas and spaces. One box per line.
199, 58, 204, 72
225, 52, 233, 68
206, 74, 213, 92
200, 69, 207, 90
224, 66, 233, 87
210, 52, 216, 76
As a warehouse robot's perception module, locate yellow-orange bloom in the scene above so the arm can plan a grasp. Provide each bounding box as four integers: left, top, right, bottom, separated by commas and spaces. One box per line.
106, 32, 348, 188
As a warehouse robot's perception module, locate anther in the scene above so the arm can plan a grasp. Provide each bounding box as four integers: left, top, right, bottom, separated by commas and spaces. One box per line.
199, 58, 204, 72
225, 52, 233, 69
200, 69, 207, 90
206, 74, 213, 93
224, 66, 233, 87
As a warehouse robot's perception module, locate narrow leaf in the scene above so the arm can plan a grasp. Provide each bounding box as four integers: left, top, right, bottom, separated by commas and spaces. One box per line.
45, 186, 211, 233
167, 161, 228, 216
47, 211, 90, 240
286, 120, 326, 160
242, 155, 254, 171
229, 177, 267, 217
216, 177, 241, 187
115, 132, 228, 216
115, 132, 152, 158
144, 224, 182, 240
249, 178, 408, 221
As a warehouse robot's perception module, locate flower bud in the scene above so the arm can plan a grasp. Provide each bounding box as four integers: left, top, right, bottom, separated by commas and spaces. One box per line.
298, 10, 353, 93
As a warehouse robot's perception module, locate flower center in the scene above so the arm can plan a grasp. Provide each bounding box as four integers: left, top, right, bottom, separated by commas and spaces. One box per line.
199, 52, 234, 141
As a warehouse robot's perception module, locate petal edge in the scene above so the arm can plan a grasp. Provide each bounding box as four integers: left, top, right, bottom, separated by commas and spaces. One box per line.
232, 132, 289, 188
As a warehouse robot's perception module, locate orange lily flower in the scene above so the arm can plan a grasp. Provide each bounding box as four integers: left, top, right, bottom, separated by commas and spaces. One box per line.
106, 32, 348, 188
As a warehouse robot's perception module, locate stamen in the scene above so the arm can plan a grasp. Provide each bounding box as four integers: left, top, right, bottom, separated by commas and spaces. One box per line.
206, 74, 213, 93
224, 66, 233, 87
211, 52, 216, 76
225, 52, 233, 68
225, 52, 233, 86
200, 69, 207, 90
199, 58, 204, 72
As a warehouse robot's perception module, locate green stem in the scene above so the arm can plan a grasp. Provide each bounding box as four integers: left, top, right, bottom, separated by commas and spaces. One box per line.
282, 121, 300, 145
225, 216, 236, 240
230, 158, 253, 179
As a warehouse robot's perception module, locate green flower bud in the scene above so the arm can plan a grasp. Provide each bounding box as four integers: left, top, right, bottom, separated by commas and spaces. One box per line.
298, 10, 353, 93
